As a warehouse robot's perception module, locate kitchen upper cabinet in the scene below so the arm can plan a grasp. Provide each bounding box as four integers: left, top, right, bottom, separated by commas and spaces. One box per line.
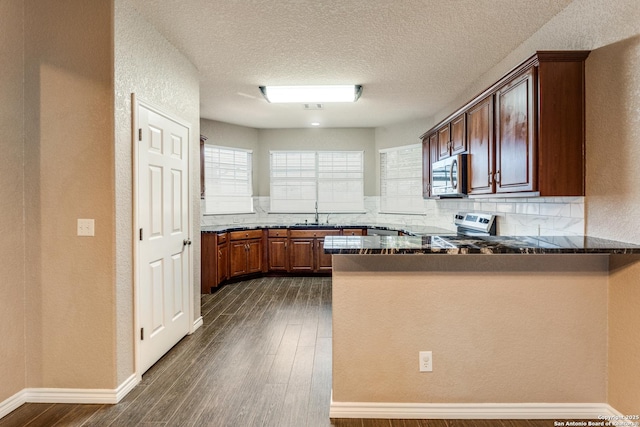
437, 114, 466, 160
422, 133, 439, 198
421, 50, 589, 198
495, 68, 535, 193
467, 95, 494, 195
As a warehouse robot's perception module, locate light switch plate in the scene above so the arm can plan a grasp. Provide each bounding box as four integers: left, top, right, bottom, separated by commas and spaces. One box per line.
77, 219, 95, 236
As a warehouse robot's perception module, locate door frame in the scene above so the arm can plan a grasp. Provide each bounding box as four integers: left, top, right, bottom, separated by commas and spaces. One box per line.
132, 94, 195, 380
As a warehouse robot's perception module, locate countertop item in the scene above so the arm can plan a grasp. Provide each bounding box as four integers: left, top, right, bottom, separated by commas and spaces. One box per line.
323, 234, 640, 255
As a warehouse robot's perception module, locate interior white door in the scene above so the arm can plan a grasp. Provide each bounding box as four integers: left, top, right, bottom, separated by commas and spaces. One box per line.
137, 102, 191, 375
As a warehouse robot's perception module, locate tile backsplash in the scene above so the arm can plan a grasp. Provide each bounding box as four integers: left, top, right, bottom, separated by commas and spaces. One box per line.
202, 196, 585, 236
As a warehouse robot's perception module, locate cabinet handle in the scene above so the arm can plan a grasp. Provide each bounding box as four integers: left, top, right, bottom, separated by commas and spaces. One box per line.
495, 170, 501, 184
488, 172, 493, 185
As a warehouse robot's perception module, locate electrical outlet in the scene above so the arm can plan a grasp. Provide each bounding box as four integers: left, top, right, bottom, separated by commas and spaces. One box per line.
419, 351, 432, 372
77, 219, 95, 236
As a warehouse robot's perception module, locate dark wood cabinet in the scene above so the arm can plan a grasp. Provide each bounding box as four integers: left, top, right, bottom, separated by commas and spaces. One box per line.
217, 240, 228, 284
229, 230, 263, 278
422, 133, 439, 198
495, 68, 536, 193
467, 95, 494, 195
201, 232, 228, 292
437, 114, 466, 160
421, 50, 589, 198
267, 229, 289, 272
289, 238, 315, 272
201, 227, 365, 292
289, 229, 340, 273
201, 232, 217, 293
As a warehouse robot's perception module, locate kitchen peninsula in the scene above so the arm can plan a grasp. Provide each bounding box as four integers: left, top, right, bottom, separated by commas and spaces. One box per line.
325, 234, 640, 420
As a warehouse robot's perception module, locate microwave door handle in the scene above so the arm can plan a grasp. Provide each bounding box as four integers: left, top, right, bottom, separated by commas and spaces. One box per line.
450, 159, 457, 190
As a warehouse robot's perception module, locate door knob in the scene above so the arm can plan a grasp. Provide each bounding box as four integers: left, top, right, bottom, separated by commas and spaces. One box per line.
183, 238, 192, 246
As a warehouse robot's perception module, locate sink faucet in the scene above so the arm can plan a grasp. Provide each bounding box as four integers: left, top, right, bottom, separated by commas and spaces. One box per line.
325, 213, 332, 224
314, 201, 319, 224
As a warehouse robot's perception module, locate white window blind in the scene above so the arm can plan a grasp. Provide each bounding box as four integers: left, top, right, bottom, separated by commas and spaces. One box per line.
203, 145, 253, 214
380, 144, 423, 214
270, 151, 364, 213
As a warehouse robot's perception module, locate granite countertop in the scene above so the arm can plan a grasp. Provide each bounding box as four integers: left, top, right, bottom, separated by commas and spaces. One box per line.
200, 223, 454, 236
323, 234, 640, 255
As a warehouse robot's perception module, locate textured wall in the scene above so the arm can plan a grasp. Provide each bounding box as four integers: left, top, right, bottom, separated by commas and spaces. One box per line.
428, 1, 640, 413
332, 255, 608, 404
115, 0, 201, 384
585, 38, 640, 415
0, 0, 26, 403
23, 0, 116, 388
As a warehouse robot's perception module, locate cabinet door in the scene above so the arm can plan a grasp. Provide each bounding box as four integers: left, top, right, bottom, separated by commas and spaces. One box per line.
229, 241, 248, 277
200, 233, 217, 293
422, 136, 430, 198
495, 69, 536, 193
289, 239, 314, 272
437, 125, 451, 160
246, 239, 262, 274
268, 238, 288, 271
217, 244, 228, 284
467, 96, 494, 195
450, 114, 466, 155
316, 239, 333, 272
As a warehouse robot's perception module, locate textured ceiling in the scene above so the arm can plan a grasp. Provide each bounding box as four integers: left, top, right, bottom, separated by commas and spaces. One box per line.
129, 0, 573, 129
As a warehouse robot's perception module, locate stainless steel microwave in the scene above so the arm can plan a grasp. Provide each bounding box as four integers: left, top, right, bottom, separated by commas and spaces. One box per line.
431, 154, 468, 197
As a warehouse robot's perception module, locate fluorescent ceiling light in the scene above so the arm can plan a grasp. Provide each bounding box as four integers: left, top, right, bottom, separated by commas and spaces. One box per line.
259, 85, 362, 103
311, 122, 320, 126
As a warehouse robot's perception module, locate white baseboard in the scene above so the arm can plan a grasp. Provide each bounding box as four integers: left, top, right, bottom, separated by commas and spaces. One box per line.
0, 389, 27, 420
192, 316, 203, 332
329, 400, 623, 420
0, 374, 139, 419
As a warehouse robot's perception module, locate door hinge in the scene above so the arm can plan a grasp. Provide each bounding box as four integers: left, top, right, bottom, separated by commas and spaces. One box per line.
138, 128, 142, 141
139, 228, 143, 241
140, 327, 144, 340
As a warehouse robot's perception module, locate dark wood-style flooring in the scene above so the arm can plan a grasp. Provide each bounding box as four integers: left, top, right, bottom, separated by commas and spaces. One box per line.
2, 276, 584, 426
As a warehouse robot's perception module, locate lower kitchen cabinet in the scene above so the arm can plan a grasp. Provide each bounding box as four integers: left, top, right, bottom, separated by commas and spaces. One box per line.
201, 227, 367, 293
289, 229, 340, 273
229, 230, 263, 278
267, 229, 288, 271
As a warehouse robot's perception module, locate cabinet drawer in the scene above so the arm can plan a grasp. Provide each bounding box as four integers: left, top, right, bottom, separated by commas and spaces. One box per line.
216, 232, 227, 244
289, 229, 341, 238
342, 228, 365, 236
229, 229, 263, 241
268, 229, 288, 238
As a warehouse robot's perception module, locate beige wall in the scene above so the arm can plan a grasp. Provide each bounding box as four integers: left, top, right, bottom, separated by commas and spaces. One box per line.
0, 0, 26, 402
115, 0, 201, 384
332, 255, 609, 404
23, 0, 115, 388
585, 38, 640, 415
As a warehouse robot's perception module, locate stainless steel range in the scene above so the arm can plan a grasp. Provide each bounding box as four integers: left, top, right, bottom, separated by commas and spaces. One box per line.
454, 212, 496, 236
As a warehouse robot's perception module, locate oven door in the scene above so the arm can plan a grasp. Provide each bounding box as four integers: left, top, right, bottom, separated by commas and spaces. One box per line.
431, 154, 467, 197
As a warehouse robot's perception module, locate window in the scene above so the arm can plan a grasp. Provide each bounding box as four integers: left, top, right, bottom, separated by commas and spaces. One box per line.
270, 151, 364, 213
203, 145, 253, 214
380, 144, 423, 214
